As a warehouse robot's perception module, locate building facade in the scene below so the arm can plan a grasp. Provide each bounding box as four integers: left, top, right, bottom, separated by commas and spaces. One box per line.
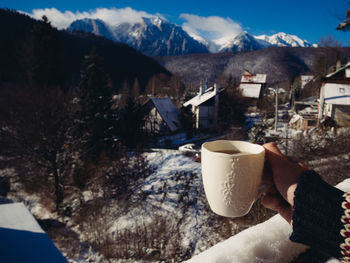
319, 62, 350, 127
183, 83, 221, 130
141, 97, 182, 135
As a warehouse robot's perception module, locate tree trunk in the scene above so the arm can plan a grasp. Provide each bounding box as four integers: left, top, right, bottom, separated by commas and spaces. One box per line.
52, 161, 63, 213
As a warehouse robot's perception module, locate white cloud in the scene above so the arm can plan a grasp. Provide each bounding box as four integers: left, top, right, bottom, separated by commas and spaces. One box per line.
27, 7, 157, 29
180, 13, 242, 42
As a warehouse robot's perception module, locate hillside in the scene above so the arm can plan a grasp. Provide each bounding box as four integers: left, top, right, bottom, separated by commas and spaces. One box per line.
155, 47, 350, 87
0, 9, 171, 90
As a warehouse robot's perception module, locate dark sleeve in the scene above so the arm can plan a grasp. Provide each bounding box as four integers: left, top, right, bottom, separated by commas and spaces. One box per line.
290, 170, 350, 261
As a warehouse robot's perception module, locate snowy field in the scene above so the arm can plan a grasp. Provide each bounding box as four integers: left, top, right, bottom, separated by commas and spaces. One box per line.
111, 150, 213, 256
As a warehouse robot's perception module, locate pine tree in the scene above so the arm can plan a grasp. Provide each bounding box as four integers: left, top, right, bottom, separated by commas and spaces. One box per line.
78, 47, 117, 161
337, 7, 350, 31
31, 15, 63, 87
131, 77, 141, 98
117, 79, 146, 148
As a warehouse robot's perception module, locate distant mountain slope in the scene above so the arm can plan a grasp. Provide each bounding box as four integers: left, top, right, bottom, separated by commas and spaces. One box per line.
155, 47, 350, 87
69, 17, 209, 56
0, 9, 171, 90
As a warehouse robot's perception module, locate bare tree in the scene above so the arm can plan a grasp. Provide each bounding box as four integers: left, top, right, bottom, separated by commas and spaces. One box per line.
337, 7, 350, 31
0, 85, 75, 213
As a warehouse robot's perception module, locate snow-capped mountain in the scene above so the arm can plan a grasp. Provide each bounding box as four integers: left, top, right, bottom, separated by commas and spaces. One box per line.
68, 18, 314, 56
255, 32, 312, 48
218, 31, 267, 52
68, 17, 209, 56
216, 31, 312, 53
68, 18, 114, 40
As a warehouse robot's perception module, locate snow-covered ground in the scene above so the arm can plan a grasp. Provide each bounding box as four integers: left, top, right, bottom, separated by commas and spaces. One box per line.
3, 146, 349, 262
110, 150, 212, 255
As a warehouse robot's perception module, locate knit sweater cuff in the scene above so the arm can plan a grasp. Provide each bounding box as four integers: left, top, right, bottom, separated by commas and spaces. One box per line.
290, 170, 345, 259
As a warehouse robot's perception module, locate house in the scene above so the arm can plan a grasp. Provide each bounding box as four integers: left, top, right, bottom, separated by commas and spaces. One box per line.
141, 97, 182, 135
300, 75, 315, 90
289, 110, 318, 131
238, 70, 267, 103
319, 62, 350, 127
183, 83, 222, 130
0, 203, 68, 263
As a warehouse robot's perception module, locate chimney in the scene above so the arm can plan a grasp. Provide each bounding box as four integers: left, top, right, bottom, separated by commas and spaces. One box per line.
199, 83, 203, 95
336, 60, 342, 71
214, 83, 219, 94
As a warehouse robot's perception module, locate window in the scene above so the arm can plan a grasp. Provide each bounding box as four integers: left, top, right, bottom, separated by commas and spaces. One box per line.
346, 68, 350, 78
308, 120, 317, 126
339, 87, 345, 93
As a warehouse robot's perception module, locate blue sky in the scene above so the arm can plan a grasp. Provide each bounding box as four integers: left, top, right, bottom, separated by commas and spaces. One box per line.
2, 0, 349, 45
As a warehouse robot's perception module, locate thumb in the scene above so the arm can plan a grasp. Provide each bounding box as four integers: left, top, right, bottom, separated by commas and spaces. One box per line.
263, 142, 288, 165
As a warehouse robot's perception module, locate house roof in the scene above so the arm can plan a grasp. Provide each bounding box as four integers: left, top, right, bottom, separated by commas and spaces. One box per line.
150, 97, 182, 132
239, 83, 262, 98
183, 86, 221, 108
241, 74, 267, 84
326, 62, 350, 79
289, 114, 301, 124
301, 75, 314, 82
0, 203, 67, 263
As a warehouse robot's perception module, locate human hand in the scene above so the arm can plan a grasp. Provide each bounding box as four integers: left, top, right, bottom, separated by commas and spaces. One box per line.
261, 142, 308, 224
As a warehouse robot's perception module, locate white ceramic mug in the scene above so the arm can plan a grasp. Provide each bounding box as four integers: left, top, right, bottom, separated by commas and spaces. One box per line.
201, 140, 265, 218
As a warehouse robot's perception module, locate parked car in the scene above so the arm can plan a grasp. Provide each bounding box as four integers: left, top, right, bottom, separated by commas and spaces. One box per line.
193, 152, 201, 163
178, 143, 201, 156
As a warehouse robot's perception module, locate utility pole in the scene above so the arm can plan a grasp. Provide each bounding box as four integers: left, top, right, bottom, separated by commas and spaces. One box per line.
317, 82, 325, 127
275, 86, 279, 132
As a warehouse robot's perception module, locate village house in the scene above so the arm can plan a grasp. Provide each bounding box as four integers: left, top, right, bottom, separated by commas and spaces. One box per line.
141, 97, 182, 135
289, 105, 319, 131
319, 62, 350, 127
183, 83, 222, 130
238, 69, 267, 107
300, 75, 315, 90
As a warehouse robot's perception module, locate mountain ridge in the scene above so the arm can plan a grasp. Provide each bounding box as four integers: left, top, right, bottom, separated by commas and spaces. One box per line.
68, 17, 314, 56
69, 17, 209, 56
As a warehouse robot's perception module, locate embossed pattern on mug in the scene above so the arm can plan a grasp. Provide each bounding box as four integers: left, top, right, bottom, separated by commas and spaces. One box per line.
221, 158, 238, 206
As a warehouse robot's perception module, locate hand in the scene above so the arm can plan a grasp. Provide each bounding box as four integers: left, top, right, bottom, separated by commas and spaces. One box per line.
261, 142, 308, 224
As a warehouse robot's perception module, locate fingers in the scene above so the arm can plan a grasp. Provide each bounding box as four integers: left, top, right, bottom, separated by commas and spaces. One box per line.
261, 192, 293, 224
261, 160, 273, 186
298, 161, 308, 170
263, 142, 307, 172
263, 143, 291, 177
262, 142, 307, 207
263, 142, 286, 160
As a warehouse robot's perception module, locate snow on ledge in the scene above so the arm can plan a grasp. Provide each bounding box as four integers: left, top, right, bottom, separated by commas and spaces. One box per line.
187, 178, 350, 263
0, 203, 68, 263
186, 214, 307, 263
